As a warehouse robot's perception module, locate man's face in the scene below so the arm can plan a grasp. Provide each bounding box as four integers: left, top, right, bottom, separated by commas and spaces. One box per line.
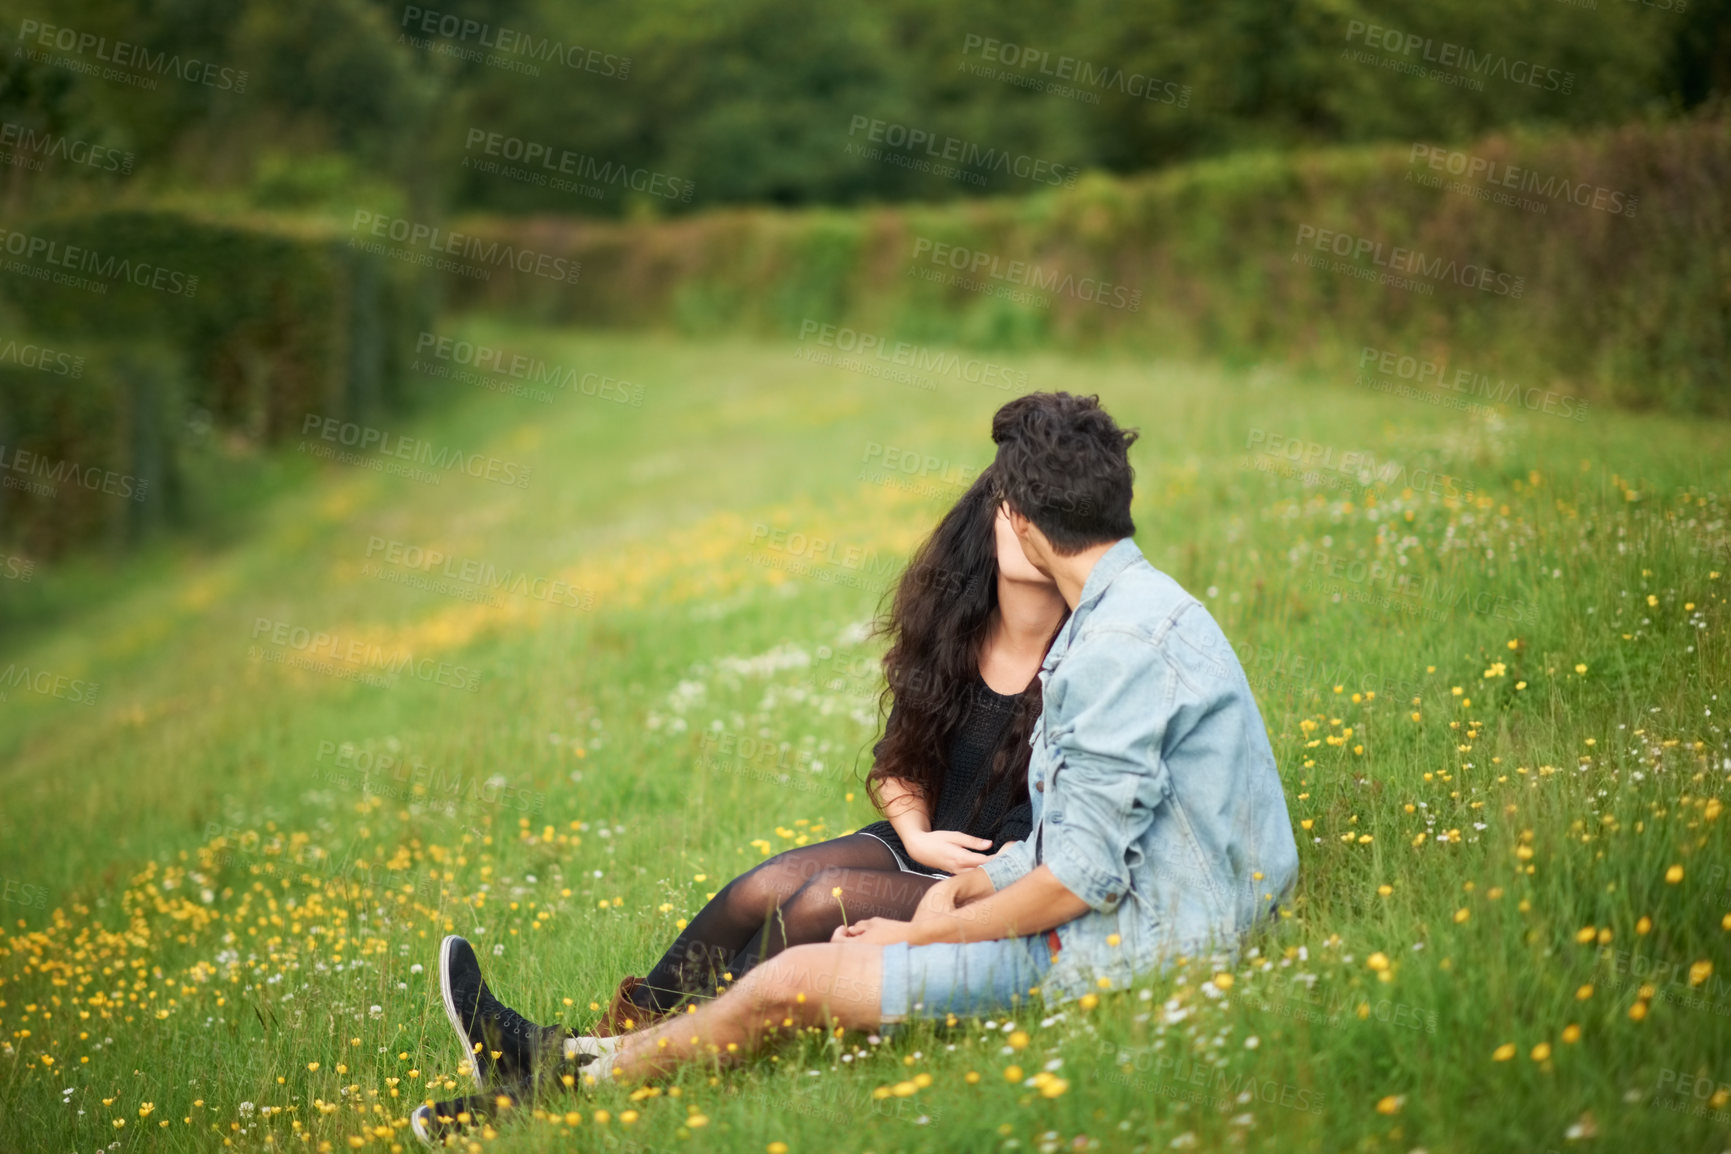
1004, 507, 1056, 576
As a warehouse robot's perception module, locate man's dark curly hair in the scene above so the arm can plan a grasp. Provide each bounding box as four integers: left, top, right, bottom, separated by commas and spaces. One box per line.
990, 392, 1137, 554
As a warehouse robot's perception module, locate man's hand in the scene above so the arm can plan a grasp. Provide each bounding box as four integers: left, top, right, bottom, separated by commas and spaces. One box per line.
903, 829, 992, 874
914, 865, 1091, 946
831, 917, 915, 945
832, 907, 975, 948
913, 876, 961, 921
834, 867, 1087, 947
913, 867, 994, 921
897, 867, 1000, 943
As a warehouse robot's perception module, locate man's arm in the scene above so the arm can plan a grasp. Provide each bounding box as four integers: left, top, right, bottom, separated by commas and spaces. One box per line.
907, 864, 1088, 943
1036, 630, 1172, 914
835, 863, 1087, 945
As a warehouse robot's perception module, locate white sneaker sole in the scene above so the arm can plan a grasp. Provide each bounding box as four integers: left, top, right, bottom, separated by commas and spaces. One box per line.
409, 1103, 435, 1147
565, 1034, 621, 1059
437, 935, 485, 1091
565, 1033, 620, 1082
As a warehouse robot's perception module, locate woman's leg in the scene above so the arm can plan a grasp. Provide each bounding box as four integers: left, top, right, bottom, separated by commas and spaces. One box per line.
632, 834, 907, 1012
726, 863, 939, 979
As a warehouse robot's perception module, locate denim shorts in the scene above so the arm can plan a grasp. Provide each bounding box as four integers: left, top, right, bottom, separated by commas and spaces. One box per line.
879, 934, 1054, 1023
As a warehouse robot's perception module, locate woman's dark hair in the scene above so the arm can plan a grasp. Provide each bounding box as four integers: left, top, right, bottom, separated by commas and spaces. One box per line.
866, 464, 1066, 822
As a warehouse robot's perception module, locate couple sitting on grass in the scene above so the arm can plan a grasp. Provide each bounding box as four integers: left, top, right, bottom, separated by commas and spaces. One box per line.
411, 392, 1300, 1145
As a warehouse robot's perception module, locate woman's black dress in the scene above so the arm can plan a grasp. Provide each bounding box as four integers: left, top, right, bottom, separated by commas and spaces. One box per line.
856, 675, 1035, 875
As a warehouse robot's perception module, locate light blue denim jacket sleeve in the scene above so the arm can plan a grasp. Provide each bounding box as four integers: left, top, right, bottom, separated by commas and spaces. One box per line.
981, 833, 1034, 892
1034, 629, 1170, 913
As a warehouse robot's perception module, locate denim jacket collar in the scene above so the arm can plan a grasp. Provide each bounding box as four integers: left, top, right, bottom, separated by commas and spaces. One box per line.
1075, 537, 1144, 610
1045, 537, 1144, 670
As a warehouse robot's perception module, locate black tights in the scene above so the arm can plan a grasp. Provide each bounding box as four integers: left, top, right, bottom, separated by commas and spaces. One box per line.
633, 834, 939, 1013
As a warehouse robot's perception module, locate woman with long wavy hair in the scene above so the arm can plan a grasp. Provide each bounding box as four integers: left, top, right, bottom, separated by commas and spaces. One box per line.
432, 466, 1067, 1064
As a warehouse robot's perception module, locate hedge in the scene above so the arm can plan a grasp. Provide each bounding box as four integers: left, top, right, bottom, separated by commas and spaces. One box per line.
441, 115, 1731, 415
0, 210, 437, 556
0, 340, 181, 558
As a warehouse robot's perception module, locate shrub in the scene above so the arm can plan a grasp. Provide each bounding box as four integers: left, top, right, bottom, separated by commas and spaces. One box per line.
0, 340, 181, 558
0, 209, 437, 555
442, 117, 1731, 414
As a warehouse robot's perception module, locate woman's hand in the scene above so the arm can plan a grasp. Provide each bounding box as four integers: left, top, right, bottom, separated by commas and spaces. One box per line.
832, 917, 915, 945
904, 829, 993, 874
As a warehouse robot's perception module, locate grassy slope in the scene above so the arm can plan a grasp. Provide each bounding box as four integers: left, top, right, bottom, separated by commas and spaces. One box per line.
1, 324, 1728, 1153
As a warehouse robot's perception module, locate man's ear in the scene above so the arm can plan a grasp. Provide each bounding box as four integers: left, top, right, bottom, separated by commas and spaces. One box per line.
1007, 509, 1055, 574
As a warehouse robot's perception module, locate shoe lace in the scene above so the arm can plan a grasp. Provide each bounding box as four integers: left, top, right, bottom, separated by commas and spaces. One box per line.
476, 983, 553, 1059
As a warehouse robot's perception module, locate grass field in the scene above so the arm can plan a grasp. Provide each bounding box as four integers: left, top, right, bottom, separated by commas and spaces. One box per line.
3, 323, 1730, 1154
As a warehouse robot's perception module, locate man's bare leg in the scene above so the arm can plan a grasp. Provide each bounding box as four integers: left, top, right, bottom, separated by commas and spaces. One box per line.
599, 942, 884, 1083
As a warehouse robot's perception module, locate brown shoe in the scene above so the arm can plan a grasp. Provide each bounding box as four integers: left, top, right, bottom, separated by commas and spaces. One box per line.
591, 976, 670, 1037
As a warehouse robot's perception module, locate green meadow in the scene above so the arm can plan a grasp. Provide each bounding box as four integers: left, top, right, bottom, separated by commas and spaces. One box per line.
2, 323, 1729, 1153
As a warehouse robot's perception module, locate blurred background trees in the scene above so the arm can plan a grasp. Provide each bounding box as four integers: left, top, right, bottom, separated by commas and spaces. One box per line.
3, 0, 1723, 217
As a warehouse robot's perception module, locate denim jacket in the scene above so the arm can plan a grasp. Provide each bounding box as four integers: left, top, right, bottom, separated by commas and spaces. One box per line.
981, 538, 1299, 1000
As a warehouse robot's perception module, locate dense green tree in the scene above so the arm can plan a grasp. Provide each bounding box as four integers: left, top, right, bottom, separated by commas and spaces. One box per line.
0, 0, 1724, 215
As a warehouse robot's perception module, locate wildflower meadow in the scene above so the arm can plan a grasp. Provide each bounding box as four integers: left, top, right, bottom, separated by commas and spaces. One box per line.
2, 323, 1729, 1154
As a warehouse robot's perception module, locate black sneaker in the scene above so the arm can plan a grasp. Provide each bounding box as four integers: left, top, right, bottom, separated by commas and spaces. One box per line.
409, 1080, 528, 1148
437, 935, 570, 1088
409, 1048, 598, 1147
